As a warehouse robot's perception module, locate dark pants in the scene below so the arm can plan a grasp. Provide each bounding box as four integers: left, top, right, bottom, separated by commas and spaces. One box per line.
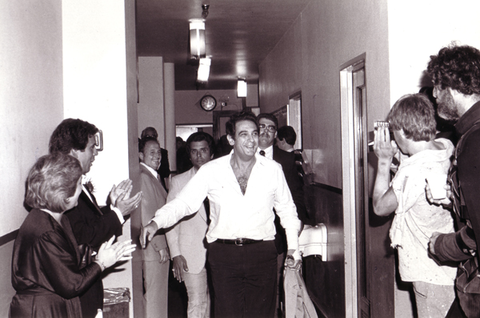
208, 240, 277, 318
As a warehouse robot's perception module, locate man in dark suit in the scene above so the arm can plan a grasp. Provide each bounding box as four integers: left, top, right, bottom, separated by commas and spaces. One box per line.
49, 118, 142, 318
257, 113, 308, 316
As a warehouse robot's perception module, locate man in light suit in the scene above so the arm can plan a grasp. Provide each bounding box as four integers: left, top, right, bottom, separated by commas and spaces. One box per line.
165, 131, 214, 318
139, 137, 170, 318
140, 126, 170, 190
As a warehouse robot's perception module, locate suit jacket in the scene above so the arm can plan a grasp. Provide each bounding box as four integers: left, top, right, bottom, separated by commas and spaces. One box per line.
273, 146, 307, 223
273, 146, 308, 254
65, 188, 124, 318
66, 190, 123, 251
165, 167, 209, 274
139, 164, 168, 261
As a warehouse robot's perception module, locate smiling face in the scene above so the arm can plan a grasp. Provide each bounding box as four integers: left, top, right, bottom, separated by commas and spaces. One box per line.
228, 119, 259, 160
70, 136, 97, 174
258, 117, 277, 149
189, 140, 212, 170
139, 140, 162, 170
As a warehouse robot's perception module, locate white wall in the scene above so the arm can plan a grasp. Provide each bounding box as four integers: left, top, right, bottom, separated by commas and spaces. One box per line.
0, 0, 64, 236
0, 0, 64, 315
138, 57, 166, 146
387, 1, 480, 316
260, 0, 390, 189
62, 1, 139, 317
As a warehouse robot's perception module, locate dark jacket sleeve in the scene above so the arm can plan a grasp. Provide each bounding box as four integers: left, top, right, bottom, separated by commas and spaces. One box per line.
38, 231, 102, 298
434, 226, 476, 262
457, 130, 480, 263
66, 192, 122, 251
274, 147, 309, 224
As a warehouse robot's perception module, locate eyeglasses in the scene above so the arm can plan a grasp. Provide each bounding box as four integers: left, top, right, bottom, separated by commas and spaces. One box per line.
259, 124, 276, 132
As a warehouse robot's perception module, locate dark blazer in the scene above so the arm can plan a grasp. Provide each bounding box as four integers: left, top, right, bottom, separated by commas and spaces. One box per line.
273, 147, 308, 222
10, 209, 102, 318
272, 146, 308, 254
65, 189, 123, 318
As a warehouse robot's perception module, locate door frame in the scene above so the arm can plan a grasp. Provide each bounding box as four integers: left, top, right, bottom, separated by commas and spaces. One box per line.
340, 53, 367, 318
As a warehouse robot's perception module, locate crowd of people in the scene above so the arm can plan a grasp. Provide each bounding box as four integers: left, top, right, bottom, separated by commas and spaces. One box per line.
9, 43, 480, 318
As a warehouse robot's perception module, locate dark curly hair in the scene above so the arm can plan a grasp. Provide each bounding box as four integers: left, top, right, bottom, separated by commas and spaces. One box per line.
186, 132, 215, 156
49, 118, 99, 154
256, 113, 279, 129
225, 111, 258, 139
427, 44, 480, 95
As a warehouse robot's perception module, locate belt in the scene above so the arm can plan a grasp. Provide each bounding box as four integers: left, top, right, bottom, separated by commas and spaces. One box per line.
216, 238, 263, 246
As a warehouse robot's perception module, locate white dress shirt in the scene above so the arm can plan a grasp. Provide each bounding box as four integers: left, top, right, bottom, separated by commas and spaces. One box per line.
151, 151, 300, 252
258, 145, 274, 159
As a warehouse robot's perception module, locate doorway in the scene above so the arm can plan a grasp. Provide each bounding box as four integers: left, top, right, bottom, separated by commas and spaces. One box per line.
340, 55, 395, 318
288, 92, 302, 150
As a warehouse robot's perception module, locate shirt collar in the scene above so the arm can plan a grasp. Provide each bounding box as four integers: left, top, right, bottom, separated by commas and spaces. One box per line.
141, 162, 159, 178
455, 101, 480, 137
258, 145, 273, 159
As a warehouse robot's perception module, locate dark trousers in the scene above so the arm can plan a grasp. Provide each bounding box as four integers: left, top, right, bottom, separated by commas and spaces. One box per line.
208, 240, 277, 318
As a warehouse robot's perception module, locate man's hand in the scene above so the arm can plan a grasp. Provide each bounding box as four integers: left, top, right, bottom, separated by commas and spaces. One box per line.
373, 125, 398, 161
285, 249, 301, 270
172, 255, 189, 282
116, 191, 143, 216
159, 248, 170, 264
428, 232, 442, 255
425, 180, 452, 208
140, 222, 158, 249
109, 179, 133, 204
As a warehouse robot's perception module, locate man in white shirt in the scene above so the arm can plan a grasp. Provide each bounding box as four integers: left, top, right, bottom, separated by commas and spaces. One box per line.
140, 111, 301, 318
165, 132, 214, 318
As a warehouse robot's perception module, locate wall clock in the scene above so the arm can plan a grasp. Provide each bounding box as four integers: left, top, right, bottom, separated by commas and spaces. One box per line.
200, 95, 217, 111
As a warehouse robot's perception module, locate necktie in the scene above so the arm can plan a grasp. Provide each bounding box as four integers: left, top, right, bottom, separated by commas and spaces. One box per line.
260, 150, 266, 156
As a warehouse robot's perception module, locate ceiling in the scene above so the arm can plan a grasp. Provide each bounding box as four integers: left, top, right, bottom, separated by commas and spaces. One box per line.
136, 0, 311, 91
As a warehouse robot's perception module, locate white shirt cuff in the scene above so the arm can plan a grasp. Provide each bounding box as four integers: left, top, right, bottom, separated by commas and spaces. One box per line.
110, 205, 125, 224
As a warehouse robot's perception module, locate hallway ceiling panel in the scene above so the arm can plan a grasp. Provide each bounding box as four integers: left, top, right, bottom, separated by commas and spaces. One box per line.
136, 0, 311, 90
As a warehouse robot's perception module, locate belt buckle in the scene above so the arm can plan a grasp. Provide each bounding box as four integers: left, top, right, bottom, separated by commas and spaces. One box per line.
235, 238, 245, 246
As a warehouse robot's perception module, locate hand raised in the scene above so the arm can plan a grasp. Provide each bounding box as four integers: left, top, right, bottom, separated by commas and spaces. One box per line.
96, 236, 136, 270
116, 191, 143, 216
109, 180, 133, 205
373, 126, 398, 160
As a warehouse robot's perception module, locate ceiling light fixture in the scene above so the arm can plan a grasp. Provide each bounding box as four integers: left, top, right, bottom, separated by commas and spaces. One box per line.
237, 78, 247, 98
189, 19, 206, 59
197, 57, 211, 82
202, 4, 209, 19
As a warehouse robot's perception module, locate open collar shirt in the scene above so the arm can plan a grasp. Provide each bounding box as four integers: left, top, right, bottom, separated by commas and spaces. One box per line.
151, 151, 300, 251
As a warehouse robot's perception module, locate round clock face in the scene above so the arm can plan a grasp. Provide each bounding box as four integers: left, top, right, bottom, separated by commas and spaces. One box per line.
200, 95, 217, 111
